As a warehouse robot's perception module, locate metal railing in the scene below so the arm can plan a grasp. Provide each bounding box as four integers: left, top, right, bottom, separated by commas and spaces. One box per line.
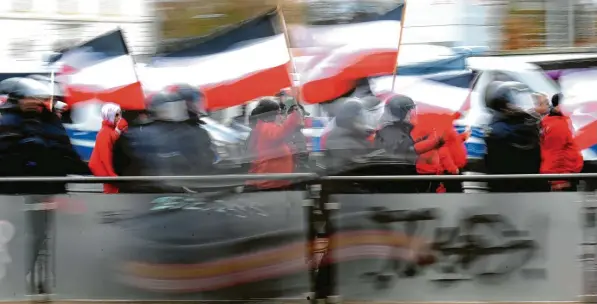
6, 172, 597, 303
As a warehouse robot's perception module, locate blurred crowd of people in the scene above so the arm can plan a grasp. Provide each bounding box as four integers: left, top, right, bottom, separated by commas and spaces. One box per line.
0, 76, 585, 195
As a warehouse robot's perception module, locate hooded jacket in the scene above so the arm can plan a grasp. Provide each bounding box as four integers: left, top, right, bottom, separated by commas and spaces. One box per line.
540, 111, 583, 174
89, 104, 123, 193
246, 111, 300, 189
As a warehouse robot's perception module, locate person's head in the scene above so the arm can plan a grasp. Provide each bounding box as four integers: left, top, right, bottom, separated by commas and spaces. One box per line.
385, 94, 417, 124
485, 81, 534, 115
532, 92, 550, 116
146, 90, 190, 122
0, 77, 53, 113
251, 97, 282, 124
335, 98, 368, 131
167, 84, 206, 119
100, 103, 122, 126
551, 93, 563, 113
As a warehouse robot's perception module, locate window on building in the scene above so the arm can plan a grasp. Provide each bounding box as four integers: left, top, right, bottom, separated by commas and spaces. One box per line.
99, 0, 122, 16
57, 0, 79, 14
11, 0, 33, 12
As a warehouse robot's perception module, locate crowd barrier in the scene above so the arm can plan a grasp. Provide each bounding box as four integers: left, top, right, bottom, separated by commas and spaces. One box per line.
1, 173, 597, 303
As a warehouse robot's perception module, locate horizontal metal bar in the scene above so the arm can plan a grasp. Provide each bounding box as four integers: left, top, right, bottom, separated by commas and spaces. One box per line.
0, 173, 318, 183
4, 172, 597, 183
321, 173, 597, 182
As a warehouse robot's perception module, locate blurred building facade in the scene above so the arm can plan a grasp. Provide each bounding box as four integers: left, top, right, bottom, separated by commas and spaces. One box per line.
0, 0, 156, 61
0, 0, 596, 62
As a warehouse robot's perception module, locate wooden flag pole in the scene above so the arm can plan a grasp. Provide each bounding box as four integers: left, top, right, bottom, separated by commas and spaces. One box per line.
390, 0, 408, 92
276, 2, 302, 103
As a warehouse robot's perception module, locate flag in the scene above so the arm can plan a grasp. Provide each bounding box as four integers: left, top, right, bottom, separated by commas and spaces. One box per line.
146, 9, 292, 110
293, 5, 404, 104
50, 29, 145, 110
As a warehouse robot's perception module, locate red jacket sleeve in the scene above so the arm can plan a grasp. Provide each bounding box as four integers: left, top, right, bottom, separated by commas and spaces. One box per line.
96, 130, 118, 177
448, 129, 468, 169
259, 112, 300, 141
414, 134, 441, 155
439, 145, 458, 174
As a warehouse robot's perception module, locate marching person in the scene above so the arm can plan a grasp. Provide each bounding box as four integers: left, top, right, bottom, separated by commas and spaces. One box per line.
113, 87, 217, 193
411, 113, 459, 193
0, 77, 89, 294
374, 95, 446, 192
0, 77, 89, 193
245, 97, 302, 190
88, 103, 127, 194
540, 93, 583, 191
324, 98, 375, 174
483, 81, 548, 192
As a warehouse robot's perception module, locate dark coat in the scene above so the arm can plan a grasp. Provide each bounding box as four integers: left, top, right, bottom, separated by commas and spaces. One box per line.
0, 108, 89, 194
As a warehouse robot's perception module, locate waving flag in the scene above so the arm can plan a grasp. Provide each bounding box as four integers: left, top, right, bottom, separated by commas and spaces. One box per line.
293, 5, 404, 104
51, 29, 145, 110
146, 9, 292, 110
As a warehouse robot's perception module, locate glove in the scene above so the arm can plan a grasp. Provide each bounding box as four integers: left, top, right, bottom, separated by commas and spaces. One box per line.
116, 118, 128, 135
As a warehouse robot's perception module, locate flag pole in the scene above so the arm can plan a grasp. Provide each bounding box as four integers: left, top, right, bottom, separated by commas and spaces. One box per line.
276, 2, 302, 103
49, 69, 55, 112
390, 1, 408, 92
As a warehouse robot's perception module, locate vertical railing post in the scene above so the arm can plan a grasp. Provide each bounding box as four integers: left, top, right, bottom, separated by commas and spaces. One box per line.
583, 197, 597, 303
321, 180, 339, 304
305, 182, 320, 304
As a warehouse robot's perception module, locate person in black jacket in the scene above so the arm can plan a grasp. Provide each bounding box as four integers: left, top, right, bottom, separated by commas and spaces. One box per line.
324, 98, 375, 175
483, 80, 549, 192
374, 95, 445, 192
113, 87, 217, 193
0, 77, 90, 294
375, 95, 445, 163
0, 77, 89, 193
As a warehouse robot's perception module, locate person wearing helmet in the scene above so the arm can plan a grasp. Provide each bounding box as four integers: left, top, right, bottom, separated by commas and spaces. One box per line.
324, 98, 375, 174
0, 77, 89, 193
375, 95, 445, 162
113, 89, 217, 193
26, 74, 68, 117
0, 77, 90, 294
244, 97, 302, 190
167, 83, 207, 125
483, 81, 548, 192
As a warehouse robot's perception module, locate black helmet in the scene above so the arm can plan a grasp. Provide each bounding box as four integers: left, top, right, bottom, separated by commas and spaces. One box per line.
250, 98, 280, 122
146, 90, 189, 122
336, 98, 365, 129
0, 77, 52, 104
385, 94, 415, 121
485, 81, 532, 112
168, 84, 206, 117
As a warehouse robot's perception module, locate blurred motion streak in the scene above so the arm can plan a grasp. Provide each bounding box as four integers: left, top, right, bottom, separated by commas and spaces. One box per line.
118, 230, 424, 293
292, 5, 404, 104
146, 9, 292, 110
50, 29, 146, 110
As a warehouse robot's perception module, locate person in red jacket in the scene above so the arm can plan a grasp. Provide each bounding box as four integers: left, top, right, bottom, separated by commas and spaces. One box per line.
245, 98, 302, 190
540, 94, 583, 191
411, 113, 458, 192
89, 103, 127, 194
